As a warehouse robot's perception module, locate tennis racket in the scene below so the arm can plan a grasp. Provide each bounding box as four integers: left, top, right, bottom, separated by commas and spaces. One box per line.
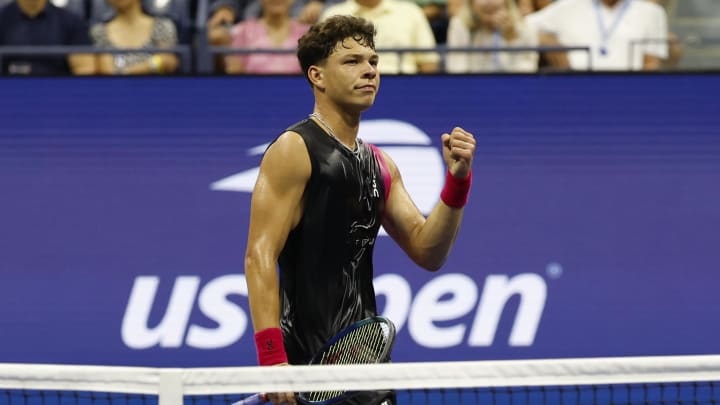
234, 316, 396, 405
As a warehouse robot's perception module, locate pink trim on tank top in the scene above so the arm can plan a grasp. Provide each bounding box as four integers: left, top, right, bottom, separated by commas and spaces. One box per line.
368, 144, 391, 201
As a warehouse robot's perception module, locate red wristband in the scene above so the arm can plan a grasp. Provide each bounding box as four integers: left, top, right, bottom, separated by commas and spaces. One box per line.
254, 328, 288, 366
440, 170, 472, 208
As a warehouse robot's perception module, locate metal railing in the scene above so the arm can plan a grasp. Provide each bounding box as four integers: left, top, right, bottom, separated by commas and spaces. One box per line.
193, 0, 212, 74
629, 36, 720, 70
206, 45, 593, 74
22, 42, 720, 74
0, 45, 193, 75
0, 44, 591, 75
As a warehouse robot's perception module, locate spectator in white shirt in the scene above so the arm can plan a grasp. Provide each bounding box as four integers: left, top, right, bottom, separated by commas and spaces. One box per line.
527, 0, 668, 71
321, 0, 441, 74
446, 0, 538, 73
517, 0, 552, 16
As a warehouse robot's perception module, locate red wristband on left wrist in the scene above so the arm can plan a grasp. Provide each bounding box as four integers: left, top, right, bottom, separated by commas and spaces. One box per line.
254, 327, 288, 366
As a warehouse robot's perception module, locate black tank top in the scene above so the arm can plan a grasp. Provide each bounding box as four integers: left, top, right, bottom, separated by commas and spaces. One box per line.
277, 118, 387, 365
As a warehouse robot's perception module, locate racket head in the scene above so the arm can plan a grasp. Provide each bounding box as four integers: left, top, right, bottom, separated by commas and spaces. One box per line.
298, 316, 397, 404
309, 316, 396, 365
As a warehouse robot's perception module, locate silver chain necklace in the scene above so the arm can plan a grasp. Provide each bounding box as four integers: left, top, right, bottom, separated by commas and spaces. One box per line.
309, 113, 359, 154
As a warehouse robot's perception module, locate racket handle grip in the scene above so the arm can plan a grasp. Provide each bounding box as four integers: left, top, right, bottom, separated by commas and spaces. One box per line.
232, 393, 266, 405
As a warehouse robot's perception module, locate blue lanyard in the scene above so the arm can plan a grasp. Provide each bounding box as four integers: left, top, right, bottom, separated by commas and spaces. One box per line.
593, 0, 632, 56
492, 31, 503, 70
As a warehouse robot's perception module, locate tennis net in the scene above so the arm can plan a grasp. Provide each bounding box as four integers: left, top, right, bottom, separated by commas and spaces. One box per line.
2, 355, 720, 404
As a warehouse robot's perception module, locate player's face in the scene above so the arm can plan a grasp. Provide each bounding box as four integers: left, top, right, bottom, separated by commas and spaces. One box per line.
322, 38, 380, 112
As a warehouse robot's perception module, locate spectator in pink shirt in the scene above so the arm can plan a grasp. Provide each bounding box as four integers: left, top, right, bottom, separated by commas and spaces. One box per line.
223, 0, 309, 74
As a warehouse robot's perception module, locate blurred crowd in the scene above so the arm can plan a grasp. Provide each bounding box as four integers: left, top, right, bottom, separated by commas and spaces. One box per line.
0, 0, 703, 75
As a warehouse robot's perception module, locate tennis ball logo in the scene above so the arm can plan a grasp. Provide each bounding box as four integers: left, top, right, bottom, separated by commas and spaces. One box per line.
210, 119, 445, 224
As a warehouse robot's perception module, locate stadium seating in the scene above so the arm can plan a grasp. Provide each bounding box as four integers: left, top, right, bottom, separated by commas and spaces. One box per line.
667, 0, 720, 69
88, 0, 196, 43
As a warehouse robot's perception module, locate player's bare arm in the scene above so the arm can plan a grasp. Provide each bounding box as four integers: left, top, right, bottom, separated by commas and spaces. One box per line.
381, 127, 476, 271
245, 131, 310, 333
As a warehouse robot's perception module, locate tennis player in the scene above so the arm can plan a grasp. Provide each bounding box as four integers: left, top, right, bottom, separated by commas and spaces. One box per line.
244, 15, 476, 405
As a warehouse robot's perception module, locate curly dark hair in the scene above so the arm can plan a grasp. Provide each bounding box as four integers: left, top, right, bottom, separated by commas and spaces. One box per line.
297, 15, 377, 86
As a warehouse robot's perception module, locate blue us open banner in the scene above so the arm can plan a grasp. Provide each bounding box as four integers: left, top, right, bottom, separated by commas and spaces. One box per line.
0, 75, 719, 366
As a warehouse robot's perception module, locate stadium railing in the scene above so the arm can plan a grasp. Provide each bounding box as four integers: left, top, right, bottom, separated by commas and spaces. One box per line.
205, 45, 593, 74
0, 46, 194, 75
0, 44, 589, 75
7, 41, 720, 74
630, 36, 720, 70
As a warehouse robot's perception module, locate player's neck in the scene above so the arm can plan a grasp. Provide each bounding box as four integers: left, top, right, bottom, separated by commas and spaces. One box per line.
311, 106, 360, 150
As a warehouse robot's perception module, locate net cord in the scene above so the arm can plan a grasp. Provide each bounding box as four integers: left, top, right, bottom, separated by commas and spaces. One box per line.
3, 355, 720, 404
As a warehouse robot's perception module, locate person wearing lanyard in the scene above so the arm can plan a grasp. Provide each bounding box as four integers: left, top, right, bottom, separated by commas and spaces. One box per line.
445, 0, 539, 73
526, 0, 669, 71
594, 0, 633, 57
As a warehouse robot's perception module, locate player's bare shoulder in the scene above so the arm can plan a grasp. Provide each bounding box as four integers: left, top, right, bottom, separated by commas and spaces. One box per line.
260, 130, 311, 184
372, 146, 400, 180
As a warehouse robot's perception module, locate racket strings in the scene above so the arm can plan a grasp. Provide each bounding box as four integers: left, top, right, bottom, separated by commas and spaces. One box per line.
306, 322, 392, 402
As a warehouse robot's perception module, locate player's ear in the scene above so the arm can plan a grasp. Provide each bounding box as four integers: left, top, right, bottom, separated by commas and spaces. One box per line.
308, 65, 325, 90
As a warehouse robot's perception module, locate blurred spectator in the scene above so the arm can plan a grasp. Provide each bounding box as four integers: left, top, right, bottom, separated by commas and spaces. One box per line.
0, 0, 96, 75
514, 0, 552, 69
207, 0, 243, 47
647, 0, 682, 68
207, 0, 244, 74
91, 0, 179, 74
446, 0, 462, 16
321, 0, 440, 74
446, 0, 538, 72
222, 0, 309, 74
208, 0, 242, 23
207, 0, 327, 48
416, 0, 450, 44
242, 0, 326, 23
529, 0, 669, 71
516, 0, 551, 16
296, 0, 324, 23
